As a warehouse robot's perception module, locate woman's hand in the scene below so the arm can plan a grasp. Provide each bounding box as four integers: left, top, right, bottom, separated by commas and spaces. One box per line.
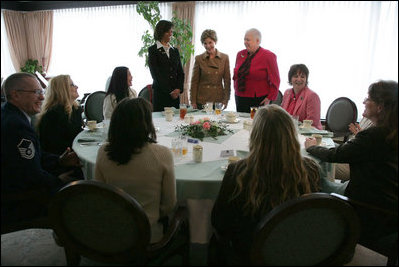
59, 147, 82, 167
305, 137, 317, 149
260, 97, 270, 106
349, 122, 362, 135
170, 89, 180, 99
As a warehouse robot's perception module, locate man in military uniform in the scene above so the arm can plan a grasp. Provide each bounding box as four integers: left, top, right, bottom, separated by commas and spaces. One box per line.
1, 72, 80, 223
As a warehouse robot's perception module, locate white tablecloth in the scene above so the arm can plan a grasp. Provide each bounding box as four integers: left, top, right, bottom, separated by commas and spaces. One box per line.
72, 111, 335, 243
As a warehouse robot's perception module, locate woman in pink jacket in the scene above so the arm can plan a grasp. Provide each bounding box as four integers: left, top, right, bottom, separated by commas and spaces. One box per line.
281, 64, 322, 129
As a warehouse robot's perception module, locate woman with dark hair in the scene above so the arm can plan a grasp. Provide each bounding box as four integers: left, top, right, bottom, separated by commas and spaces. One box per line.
281, 64, 322, 129
95, 98, 176, 243
305, 80, 398, 247
103, 66, 137, 120
148, 20, 185, 111
210, 104, 320, 265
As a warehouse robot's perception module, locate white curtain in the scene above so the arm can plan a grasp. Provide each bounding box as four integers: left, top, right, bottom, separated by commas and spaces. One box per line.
194, 1, 398, 118
48, 4, 172, 96
2, 2, 397, 119
1, 11, 16, 81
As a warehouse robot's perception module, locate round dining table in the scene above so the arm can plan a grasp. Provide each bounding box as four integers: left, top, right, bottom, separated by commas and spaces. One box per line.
72, 110, 336, 243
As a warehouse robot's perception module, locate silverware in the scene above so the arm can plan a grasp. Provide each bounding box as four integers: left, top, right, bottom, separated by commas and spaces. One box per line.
80, 142, 101, 146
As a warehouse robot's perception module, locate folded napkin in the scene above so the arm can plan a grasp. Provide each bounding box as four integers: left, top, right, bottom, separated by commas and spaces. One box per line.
299, 127, 334, 137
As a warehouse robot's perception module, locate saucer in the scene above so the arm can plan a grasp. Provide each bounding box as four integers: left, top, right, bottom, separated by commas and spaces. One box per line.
84, 126, 98, 131
222, 118, 240, 124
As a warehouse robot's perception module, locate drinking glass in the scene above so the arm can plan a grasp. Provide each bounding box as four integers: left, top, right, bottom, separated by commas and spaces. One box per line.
215, 102, 223, 115
250, 107, 258, 119
179, 104, 187, 120
171, 138, 182, 159
205, 102, 213, 114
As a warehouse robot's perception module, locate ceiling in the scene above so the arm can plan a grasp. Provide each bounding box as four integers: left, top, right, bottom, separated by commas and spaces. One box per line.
1, 1, 142, 11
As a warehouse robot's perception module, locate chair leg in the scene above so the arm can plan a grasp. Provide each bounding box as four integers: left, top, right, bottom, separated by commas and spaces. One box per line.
64, 247, 81, 266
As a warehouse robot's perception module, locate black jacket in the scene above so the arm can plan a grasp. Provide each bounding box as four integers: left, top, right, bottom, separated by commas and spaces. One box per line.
148, 43, 184, 111
38, 104, 83, 155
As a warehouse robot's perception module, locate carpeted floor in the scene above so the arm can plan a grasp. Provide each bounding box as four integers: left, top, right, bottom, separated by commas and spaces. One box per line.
1, 228, 388, 266
1, 229, 208, 266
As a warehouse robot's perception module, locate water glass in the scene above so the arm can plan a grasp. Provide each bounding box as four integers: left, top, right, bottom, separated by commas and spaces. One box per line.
205, 102, 213, 114
171, 138, 183, 159
215, 102, 223, 115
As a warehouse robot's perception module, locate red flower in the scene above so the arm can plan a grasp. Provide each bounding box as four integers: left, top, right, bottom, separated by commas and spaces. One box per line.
203, 121, 211, 130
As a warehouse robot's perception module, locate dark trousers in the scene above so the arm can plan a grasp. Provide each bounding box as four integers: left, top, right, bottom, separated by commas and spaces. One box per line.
235, 95, 267, 113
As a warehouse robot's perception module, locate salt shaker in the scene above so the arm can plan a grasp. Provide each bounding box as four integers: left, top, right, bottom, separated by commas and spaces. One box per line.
193, 144, 203, 163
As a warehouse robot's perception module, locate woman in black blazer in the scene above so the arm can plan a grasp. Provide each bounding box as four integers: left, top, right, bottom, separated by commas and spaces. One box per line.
148, 20, 185, 112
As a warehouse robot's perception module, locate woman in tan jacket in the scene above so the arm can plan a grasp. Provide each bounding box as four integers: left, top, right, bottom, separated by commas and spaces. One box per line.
190, 29, 231, 110
95, 98, 176, 243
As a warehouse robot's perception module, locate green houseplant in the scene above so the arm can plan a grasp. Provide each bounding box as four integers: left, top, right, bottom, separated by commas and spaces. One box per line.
20, 59, 43, 74
136, 1, 194, 67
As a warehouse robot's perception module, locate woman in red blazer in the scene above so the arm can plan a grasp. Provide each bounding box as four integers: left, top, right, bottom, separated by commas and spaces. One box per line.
233, 28, 280, 113
281, 64, 322, 129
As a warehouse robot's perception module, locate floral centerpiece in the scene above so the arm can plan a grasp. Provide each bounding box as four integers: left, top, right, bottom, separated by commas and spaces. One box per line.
175, 117, 233, 141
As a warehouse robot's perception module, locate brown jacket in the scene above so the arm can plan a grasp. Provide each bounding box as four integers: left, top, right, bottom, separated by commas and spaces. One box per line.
190, 49, 231, 105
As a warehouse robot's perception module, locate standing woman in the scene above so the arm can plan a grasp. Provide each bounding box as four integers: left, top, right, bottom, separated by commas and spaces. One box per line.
233, 28, 280, 113
103, 66, 137, 120
148, 20, 185, 112
190, 29, 231, 110
37, 75, 83, 155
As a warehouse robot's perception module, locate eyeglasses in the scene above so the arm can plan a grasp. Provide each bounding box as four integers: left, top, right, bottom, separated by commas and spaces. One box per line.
70, 83, 78, 87
17, 89, 45, 96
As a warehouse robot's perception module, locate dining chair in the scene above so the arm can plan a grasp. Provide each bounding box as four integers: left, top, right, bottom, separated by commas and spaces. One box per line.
270, 90, 283, 106
250, 192, 360, 266
1, 187, 52, 235
331, 193, 398, 266
49, 180, 190, 266
325, 97, 358, 143
138, 84, 153, 104
83, 91, 106, 123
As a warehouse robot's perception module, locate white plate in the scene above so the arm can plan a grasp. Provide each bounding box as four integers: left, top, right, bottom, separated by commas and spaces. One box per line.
222, 118, 241, 124
221, 165, 228, 171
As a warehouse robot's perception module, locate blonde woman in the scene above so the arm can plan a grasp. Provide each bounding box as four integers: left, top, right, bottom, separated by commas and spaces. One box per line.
37, 75, 83, 155
190, 29, 231, 110
210, 104, 320, 265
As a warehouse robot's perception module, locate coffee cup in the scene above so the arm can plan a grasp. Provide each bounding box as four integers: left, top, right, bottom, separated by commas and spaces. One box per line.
87, 120, 97, 131
228, 156, 240, 165
165, 110, 174, 122
226, 112, 237, 123
302, 119, 313, 128
312, 134, 323, 145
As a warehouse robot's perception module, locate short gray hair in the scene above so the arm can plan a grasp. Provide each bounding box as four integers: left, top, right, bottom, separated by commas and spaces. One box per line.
246, 28, 262, 43
3, 72, 37, 101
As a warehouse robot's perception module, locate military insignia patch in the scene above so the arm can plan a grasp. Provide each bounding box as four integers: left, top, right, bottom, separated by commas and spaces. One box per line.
17, 139, 35, 159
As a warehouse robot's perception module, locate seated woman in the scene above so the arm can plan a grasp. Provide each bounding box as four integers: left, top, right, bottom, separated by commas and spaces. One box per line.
37, 75, 83, 155
103, 66, 137, 120
281, 64, 322, 129
94, 98, 176, 243
305, 80, 398, 247
210, 104, 320, 265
